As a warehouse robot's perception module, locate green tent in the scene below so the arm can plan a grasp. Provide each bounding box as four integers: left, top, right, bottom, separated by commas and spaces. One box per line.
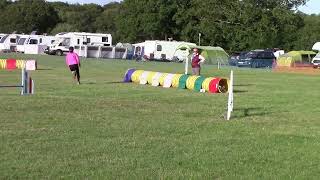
176, 44, 229, 65
277, 51, 316, 67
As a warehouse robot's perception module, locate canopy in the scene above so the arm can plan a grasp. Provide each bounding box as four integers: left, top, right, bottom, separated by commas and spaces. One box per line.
176, 44, 229, 65
277, 51, 316, 67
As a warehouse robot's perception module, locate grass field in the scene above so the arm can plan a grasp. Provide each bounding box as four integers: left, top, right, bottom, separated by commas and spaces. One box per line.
0, 54, 320, 179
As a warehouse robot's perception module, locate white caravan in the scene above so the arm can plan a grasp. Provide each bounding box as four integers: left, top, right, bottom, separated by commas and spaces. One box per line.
312, 42, 320, 51
45, 32, 112, 56
0, 33, 21, 52
17, 35, 55, 54
133, 40, 196, 62
16, 35, 33, 53
0, 34, 6, 42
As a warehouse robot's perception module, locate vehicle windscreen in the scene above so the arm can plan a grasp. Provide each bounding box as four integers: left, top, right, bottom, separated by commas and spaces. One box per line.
245, 52, 258, 58
17, 38, 27, 45
52, 37, 63, 45
0, 35, 9, 43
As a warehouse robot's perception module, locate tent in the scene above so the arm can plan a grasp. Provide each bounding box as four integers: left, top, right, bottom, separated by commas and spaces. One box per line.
176, 44, 229, 65
277, 51, 316, 67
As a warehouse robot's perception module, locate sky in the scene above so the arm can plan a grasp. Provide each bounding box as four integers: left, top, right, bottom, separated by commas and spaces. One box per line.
47, 0, 319, 15
298, 0, 320, 14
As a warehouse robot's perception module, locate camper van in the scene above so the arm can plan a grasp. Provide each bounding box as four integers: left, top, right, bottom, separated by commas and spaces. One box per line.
133, 40, 196, 62
45, 32, 112, 56
0, 33, 21, 52
17, 35, 55, 53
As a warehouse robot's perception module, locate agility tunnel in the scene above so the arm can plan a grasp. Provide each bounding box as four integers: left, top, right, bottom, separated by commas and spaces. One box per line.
123, 69, 229, 93
0, 59, 37, 70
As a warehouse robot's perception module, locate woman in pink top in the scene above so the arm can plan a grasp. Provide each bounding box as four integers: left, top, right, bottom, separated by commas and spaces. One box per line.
66, 47, 81, 84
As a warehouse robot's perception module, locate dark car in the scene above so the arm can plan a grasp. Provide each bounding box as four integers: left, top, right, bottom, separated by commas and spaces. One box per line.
237, 50, 275, 68
228, 51, 248, 66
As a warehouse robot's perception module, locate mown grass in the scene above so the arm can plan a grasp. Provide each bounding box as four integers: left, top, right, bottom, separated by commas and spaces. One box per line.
0, 54, 319, 179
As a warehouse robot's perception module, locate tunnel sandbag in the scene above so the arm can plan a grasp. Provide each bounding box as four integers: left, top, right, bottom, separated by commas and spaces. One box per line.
202, 78, 215, 92
131, 70, 144, 83
147, 71, 157, 84
151, 72, 162, 86
186, 76, 200, 90
123, 68, 136, 82
171, 74, 183, 88
163, 73, 175, 88
140, 71, 151, 85
159, 73, 169, 86
194, 76, 206, 92
209, 78, 229, 93
178, 75, 190, 89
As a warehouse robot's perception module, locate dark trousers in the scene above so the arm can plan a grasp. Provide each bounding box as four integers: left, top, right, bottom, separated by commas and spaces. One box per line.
69, 64, 80, 82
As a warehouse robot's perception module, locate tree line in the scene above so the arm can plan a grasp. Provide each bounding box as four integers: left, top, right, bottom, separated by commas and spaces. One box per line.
0, 0, 319, 52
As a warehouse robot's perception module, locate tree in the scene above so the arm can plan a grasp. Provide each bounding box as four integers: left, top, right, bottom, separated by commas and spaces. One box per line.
0, 0, 58, 34
294, 14, 320, 50
95, 2, 121, 42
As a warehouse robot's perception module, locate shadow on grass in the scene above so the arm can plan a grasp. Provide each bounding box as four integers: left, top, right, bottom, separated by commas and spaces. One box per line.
233, 107, 271, 118
105, 81, 124, 84
37, 68, 53, 71
234, 90, 248, 93
234, 84, 254, 87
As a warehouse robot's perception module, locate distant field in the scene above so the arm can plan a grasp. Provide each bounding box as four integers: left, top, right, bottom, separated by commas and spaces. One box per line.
0, 54, 319, 179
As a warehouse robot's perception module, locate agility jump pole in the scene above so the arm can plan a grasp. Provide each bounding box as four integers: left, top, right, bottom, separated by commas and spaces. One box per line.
0, 68, 34, 95
226, 70, 234, 120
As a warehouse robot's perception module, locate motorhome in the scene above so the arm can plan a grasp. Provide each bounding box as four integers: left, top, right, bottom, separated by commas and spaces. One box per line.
45, 32, 112, 56
0, 33, 21, 52
17, 35, 55, 53
133, 40, 196, 62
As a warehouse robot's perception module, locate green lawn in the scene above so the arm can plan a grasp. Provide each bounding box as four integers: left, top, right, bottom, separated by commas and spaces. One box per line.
0, 54, 319, 179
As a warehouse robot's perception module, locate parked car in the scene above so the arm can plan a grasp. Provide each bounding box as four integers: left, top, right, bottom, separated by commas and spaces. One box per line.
229, 51, 248, 66
311, 53, 320, 68
237, 50, 275, 68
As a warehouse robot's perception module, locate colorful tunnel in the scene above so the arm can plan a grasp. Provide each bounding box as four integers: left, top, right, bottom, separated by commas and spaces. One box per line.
123, 69, 229, 93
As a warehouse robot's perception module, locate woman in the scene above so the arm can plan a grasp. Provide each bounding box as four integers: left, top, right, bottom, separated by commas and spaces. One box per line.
65, 47, 81, 84
191, 48, 205, 75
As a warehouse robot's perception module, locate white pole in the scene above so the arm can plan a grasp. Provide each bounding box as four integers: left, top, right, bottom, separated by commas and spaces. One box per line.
21, 68, 24, 95
31, 79, 34, 94
227, 70, 234, 120
184, 50, 189, 75
184, 56, 188, 75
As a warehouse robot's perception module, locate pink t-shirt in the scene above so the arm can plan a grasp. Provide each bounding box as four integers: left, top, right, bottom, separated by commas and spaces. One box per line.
66, 52, 80, 66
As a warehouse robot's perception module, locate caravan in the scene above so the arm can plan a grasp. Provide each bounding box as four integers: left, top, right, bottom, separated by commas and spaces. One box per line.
0, 33, 21, 52
0, 34, 6, 42
17, 35, 55, 54
133, 40, 196, 62
16, 35, 33, 53
45, 32, 112, 56
312, 42, 320, 68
